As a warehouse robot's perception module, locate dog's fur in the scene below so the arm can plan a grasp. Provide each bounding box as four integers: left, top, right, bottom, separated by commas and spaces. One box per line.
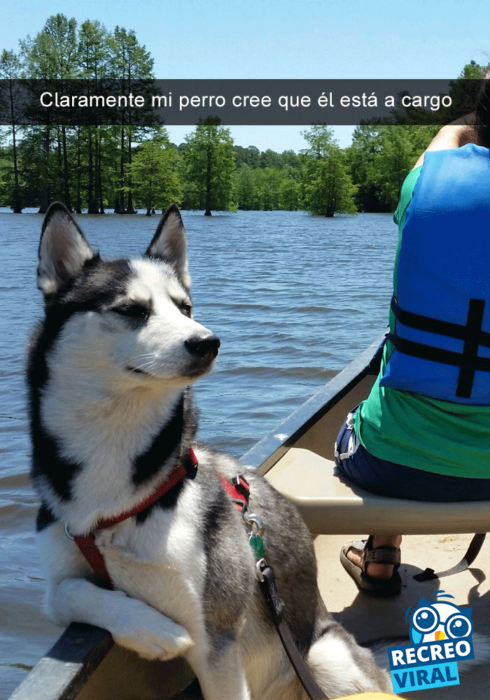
28, 202, 391, 699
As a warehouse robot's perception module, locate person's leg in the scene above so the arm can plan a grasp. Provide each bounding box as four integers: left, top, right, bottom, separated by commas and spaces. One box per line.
335, 409, 490, 502
334, 407, 490, 592
334, 412, 401, 590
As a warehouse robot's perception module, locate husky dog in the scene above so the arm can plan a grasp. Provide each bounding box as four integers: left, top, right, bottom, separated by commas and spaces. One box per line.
29, 202, 391, 700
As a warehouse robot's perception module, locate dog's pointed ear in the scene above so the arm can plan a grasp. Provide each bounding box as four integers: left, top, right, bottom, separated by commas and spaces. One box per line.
38, 202, 95, 300
145, 204, 191, 290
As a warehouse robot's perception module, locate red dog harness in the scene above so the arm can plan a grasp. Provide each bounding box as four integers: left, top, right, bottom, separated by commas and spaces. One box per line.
69, 459, 327, 699
70, 450, 249, 588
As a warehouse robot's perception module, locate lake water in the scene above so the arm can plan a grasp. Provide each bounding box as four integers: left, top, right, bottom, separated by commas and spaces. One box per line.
0, 208, 398, 698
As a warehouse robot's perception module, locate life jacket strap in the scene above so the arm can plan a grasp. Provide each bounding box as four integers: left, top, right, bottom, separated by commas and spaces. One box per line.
389, 296, 490, 399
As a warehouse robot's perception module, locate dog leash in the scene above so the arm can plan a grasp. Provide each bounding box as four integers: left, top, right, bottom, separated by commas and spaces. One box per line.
222, 475, 328, 700
66, 449, 199, 589
258, 565, 328, 700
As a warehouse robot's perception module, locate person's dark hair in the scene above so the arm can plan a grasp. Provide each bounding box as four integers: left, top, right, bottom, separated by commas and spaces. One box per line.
474, 73, 490, 148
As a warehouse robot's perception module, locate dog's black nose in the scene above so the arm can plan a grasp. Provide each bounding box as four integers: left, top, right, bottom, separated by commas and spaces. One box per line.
185, 335, 220, 361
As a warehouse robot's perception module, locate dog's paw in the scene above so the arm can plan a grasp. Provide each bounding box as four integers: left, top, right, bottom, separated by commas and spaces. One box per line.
111, 598, 194, 661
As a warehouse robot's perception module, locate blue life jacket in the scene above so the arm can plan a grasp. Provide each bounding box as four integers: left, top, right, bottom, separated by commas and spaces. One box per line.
380, 144, 490, 404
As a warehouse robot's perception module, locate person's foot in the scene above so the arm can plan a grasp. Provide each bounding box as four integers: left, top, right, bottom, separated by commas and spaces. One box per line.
345, 535, 402, 579
340, 535, 402, 596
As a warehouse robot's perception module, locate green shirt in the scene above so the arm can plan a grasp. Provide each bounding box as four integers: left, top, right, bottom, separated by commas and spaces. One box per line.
354, 165, 490, 479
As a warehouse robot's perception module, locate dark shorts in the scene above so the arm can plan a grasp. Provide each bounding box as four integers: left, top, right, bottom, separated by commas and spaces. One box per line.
334, 409, 490, 502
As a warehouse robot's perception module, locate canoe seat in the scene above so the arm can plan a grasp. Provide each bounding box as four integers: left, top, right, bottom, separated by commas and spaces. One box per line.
265, 447, 490, 536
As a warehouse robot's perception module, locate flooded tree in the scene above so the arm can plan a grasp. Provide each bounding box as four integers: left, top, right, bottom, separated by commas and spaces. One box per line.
183, 121, 235, 215
129, 132, 182, 215
302, 125, 357, 217
0, 50, 22, 212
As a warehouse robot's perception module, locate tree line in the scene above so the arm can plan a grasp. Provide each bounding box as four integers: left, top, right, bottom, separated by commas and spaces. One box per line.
0, 16, 486, 216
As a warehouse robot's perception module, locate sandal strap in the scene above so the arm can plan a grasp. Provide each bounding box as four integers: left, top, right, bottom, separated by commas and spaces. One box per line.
364, 545, 401, 567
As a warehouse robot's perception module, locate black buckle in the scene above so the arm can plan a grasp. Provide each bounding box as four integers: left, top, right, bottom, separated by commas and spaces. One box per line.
183, 453, 198, 480
233, 475, 250, 502
232, 498, 246, 512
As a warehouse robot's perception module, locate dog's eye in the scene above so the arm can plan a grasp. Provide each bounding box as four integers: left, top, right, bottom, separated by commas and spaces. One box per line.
178, 302, 192, 318
112, 303, 150, 320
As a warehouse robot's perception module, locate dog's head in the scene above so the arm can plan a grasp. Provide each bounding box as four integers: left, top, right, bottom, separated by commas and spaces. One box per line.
35, 203, 220, 391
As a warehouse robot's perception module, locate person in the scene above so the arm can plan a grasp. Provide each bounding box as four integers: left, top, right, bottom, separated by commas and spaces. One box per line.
335, 80, 490, 596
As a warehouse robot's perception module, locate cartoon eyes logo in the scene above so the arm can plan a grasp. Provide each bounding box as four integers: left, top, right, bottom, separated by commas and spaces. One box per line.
408, 595, 473, 645
412, 607, 473, 639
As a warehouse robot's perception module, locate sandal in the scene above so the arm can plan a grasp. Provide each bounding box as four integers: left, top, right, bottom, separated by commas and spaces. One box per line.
340, 535, 402, 596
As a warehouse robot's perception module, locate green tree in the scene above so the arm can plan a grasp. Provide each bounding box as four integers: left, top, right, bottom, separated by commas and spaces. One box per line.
346, 126, 384, 212
459, 60, 487, 79
347, 125, 437, 212
279, 176, 301, 211
302, 126, 357, 217
234, 164, 301, 211
0, 50, 23, 212
260, 149, 284, 169
107, 27, 154, 214
0, 138, 11, 204
20, 14, 80, 211
255, 167, 283, 210
21, 14, 79, 79
78, 19, 110, 213
233, 145, 261, 169
235, 164, 258, 210
373, 128, 415, 209
183, 122, 235, 215
129, 133, 182, 215
281, 149, 302, 171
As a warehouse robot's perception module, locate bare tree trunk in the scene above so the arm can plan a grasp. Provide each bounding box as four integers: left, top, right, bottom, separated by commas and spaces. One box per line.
97, 129, 105, 213
8, 78, 21, 212
62, 126, 71, 211
205, 143, 212, 216
126, 125, 136, 213
115, 126, 125, 213
11, 123, 21, 213
75, 127, 82, 214
87, 128, 98, 214
38, 127, 51, 214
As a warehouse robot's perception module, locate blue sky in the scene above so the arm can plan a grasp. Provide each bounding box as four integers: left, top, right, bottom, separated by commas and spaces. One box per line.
3, 0, 489, 151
